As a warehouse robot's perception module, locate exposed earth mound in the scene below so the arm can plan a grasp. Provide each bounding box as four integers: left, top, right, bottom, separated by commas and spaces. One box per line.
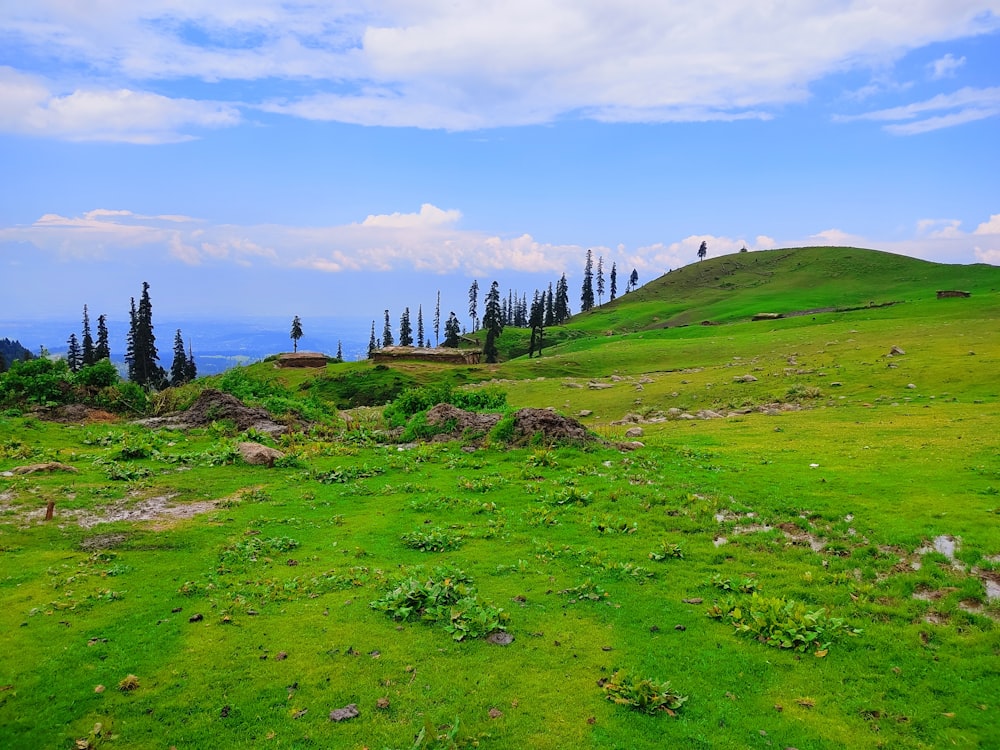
136, 388, 287, 434
423, 404, 595, 445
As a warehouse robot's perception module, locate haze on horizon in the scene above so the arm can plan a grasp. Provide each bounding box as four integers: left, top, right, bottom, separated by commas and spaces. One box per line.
1, 1, 998, 328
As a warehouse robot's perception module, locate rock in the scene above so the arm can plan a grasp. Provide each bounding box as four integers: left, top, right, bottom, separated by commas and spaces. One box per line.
486, 631, 514, 646
906, 384, 916, 390
238, 442, 285, 467
830, 381, 842, 387
734, 374, 758, 383
10, 462, 78, 475
563, 382, 584, 389
329, 704, 359, 722
889, 345, 906, 356
679, 413, 695, 420
667, 408, 682, 416
625, 427, 644, 438
619, 441, 644, 451
610, 375, 624, 382
697, 410, 724, 419
588, 381, 615, 390
578, 410, 593, 417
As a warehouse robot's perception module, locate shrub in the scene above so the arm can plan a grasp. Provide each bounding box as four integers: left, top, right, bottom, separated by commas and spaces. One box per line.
0, 357, 71, 406
401, 527, 463, 552
73, 359, 119, 389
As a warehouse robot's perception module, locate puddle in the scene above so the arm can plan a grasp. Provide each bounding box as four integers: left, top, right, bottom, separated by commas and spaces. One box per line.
917, 535, 960, 559
733, 524, 773, 535
0, 493, 217, 529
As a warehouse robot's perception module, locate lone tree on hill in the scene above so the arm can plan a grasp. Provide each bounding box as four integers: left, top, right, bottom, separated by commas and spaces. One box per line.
336, 340, 343, 361
368, 321, 378, 357
482, 281, 504, 363
170, 329, 191, 386
628, 268, 639, 293
290, 315, 304, 352
596, 256, 605, 305
609, 262, 618, 301
698, 241, 708, 261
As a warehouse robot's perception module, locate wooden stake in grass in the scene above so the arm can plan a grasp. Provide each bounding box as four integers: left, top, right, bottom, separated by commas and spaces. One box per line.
44, 500, 55, 521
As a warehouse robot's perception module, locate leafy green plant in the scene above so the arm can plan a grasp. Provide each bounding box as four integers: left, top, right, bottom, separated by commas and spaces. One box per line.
401, 527, 463, 552
649, 541, 684, 561
558, 579, 609, 602
547, 487, 592, 506
590, 515, 637, 534
709, 574, 759, 593
707, 594, 861, 655
370, 566, 507, 641
602, 670, 687, 715
314, 464, 385, 483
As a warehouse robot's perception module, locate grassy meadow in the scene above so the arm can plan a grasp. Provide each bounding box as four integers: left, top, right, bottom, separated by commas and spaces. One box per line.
1, 247, 998, 749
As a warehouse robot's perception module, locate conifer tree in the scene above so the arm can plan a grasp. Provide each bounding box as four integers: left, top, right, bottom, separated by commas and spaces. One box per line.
482, 281, 504, 363
528, 291, 545, 358
81, 305, 95, 366
130, 281, 163, 388
555, 274, 570, 323
185, 343, 197, 381
399, 307, 413, 346
290, 315, 304, 352
434, 291, 441, 346
368, 321, 377, 357
544, 284, 555, 327
417, 305, 425, 348
629, 268, 639, 293
125, 297, 137, 382
95, 314, 110, 361
66, 333, 82, 373
170, 329, 189, 386
610, 263, 618, 301
468, 280, 479, 331
443, 312, 461, 347
336, 340, 343, 361
596, 256, 605, 305
382, 310, 394, 347
581, 249, 595, 312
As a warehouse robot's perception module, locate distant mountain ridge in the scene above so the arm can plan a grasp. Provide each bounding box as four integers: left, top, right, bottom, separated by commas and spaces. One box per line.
0, 338, 31, 369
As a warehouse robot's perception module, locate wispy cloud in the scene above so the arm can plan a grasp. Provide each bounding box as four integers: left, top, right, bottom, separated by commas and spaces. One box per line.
0, 67, 240, 143
837, 86, 1000, 134
1, 2, 998, 137
928, 53, 966, 80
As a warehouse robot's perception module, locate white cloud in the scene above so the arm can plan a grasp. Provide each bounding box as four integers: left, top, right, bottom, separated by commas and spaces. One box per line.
2, 2, 998, 133
973, 214, 1000, 235
917, 218, 964, 238
974, 247, 1000, 264
839, 86, 1000, 135
0, 67, 240, 143
929, 53, 966, 80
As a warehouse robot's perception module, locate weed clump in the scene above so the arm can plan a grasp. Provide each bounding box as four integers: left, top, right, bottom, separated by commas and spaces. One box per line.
370, 566, 508, 641
401, 527, 463, 552
602, 670, 687, 715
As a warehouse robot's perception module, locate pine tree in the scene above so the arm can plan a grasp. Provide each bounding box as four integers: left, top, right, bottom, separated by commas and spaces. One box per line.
434, 291, 441, 346
125, 297, 137, 382
443, 312, 461, 347
131, 281, 163, 388
290, 315, 304, 352
417, 305, 425, 348
629, 268, 639, 293
698, 240, 708, 261
95, 314, 110, 361
597, 256, 605, 306
185, 343, 197, 381
581, 249, 595, 312
368, 321, 377, 357
336, 340, 343, 361
544, 284, 555, 327
482, 281, 504, 363
81, 305, 95, 366
610, 262, 618, 301
468, 280, 479, 331
66, 333, 82, 373
399, 307, 413, 346
555, 274, 570, 323
528, 291, 545, 358
170, 329, 189, 386
382, 310, 394, 347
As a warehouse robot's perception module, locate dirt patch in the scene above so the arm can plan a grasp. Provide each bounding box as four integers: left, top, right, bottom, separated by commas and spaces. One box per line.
425, 403, 501, 440
136, 389, 287, 434
511, 408, 594, 444
80, 532, 131, 551
4, 493, 217, 529
34, 404, 120, 424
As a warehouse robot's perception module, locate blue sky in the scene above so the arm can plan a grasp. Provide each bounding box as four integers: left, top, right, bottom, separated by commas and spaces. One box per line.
1, 1, 999, 336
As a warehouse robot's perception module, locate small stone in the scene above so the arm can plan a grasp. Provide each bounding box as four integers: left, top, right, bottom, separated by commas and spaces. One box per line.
329, 704, 359, 722
94, 685, 105, 694
674, 624, 686, 631
188, 613, 203, 623
488, 707, 503, 719
625, 427, 644, 438
682, 598, 703, 604
275, 651, 288, 661
376, 697, 390, 710
486, 631, 514, 646
906, 383, 916, 389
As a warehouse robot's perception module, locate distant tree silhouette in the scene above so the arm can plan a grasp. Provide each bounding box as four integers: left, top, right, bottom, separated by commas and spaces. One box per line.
95, 315, 110, 361
629, 268, 639, 293
581, 249, 595, 312
482, 281, 504, 363
434, 291, 441, 346
382, 309, 394, 347
170, 329, 190, 386
185, 343, 197, 381
290, 315, 304, 352
468, 280, 479, 331
528, 291, 545, 358
336, 340, 343, 361
129, 282, 165, 388
66, 333, 82, 373
399, 307, 413, 346
610, 262, 618, 301
698, 241, 708, 261
596, 256, 605, 305
555, 274, 570, 323
81, 305, 95, 366
443, 312, 461, 347
544, 283, 555, 327
368, 321, 377, 357
417, 305, 425, 348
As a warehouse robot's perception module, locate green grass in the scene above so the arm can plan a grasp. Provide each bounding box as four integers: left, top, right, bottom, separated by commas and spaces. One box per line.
1, 247, 998, 749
